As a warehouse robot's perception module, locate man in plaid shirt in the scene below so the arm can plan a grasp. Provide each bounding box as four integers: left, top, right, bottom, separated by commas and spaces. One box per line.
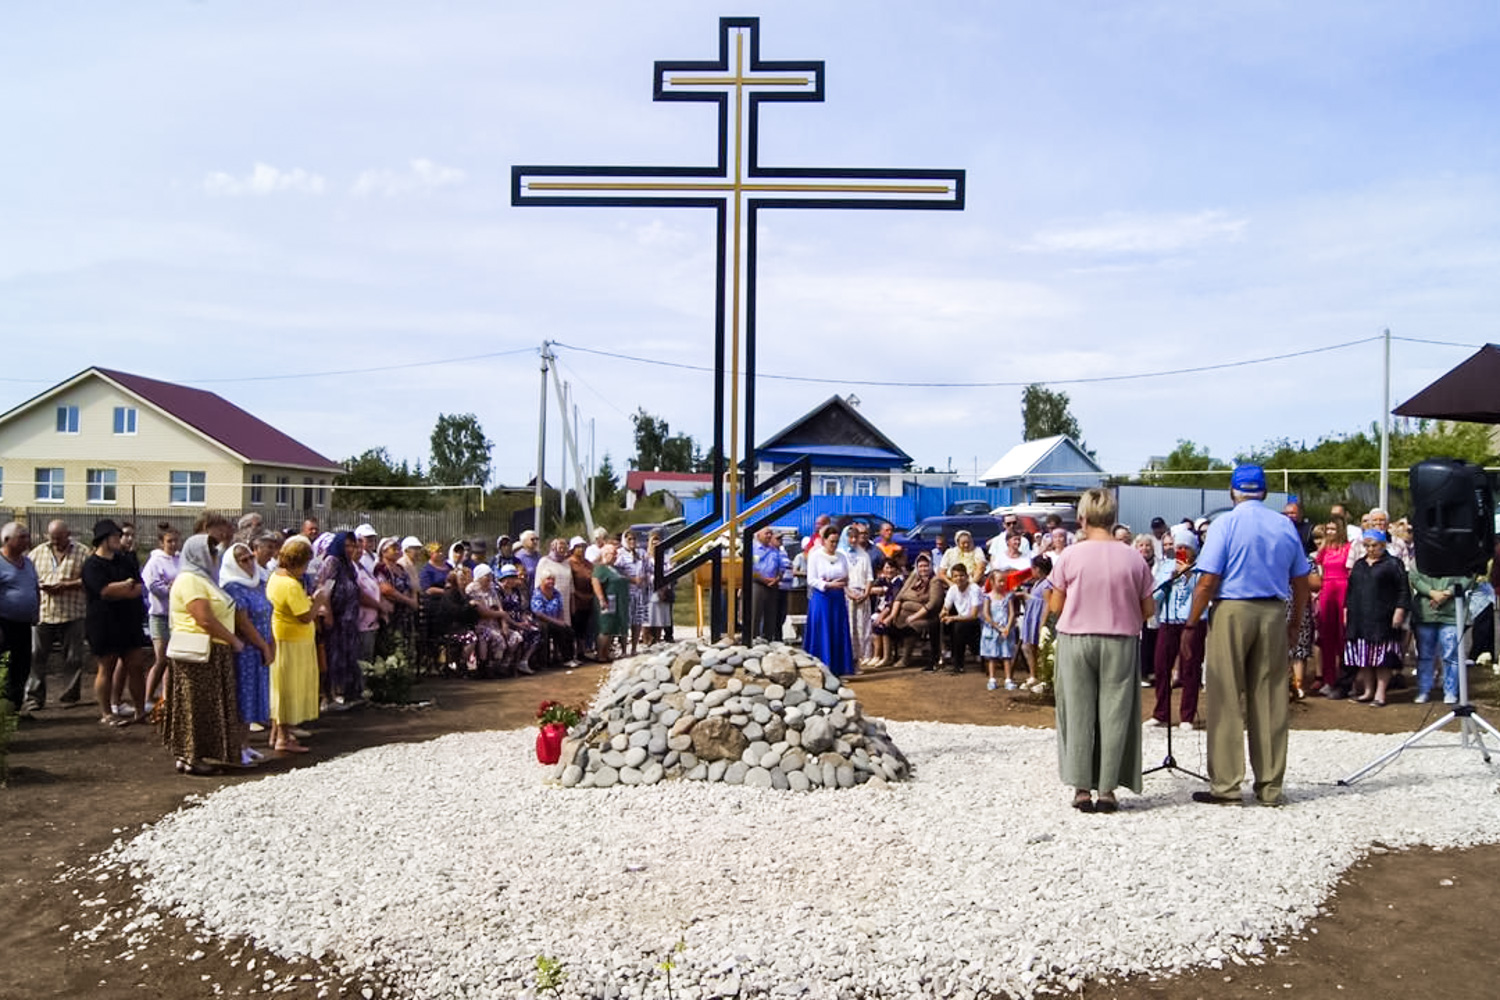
24, 520, 90, 710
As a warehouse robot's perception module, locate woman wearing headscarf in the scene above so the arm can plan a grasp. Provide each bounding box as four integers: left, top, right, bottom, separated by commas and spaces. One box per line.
567, 536, 596, 658
888, 552, 947, 669
839, 525, 874, 668
644, 530, 674, 645
1344, 528, 1411, 707
466, 563, 520, 676
164, 534, 242, 775
614, 530, 649, 656
375, 536, 420, 661
220, 541, 274, 765
804, 525, 854, 676
938, 529, 987, 585
316, 531, 365, 707
266, 536, 325, 753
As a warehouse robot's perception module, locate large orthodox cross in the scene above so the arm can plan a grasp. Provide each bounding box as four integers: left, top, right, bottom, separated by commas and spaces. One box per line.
513, 16, 964, 640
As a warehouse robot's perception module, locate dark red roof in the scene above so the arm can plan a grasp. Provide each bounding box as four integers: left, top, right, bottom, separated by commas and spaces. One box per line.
625, 470, 714, 492
1393, 345, 1500, 424
96, 368, 342, 471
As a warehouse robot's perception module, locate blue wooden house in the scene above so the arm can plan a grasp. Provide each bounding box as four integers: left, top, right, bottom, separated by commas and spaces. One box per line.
754, 395, 911, 498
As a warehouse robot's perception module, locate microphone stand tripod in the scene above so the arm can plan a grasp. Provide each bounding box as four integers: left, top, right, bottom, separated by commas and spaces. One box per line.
1144, 561, 1208, 782
1340, 581, 1500, 785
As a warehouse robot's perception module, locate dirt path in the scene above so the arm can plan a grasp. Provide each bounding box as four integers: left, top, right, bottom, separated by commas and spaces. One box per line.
2, 661, 1496, 999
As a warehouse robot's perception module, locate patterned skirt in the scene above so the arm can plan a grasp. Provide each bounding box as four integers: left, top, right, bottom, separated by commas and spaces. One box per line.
1345, 638, 1401, 670
164, 643, 239, 764
1286, 598, 1315, 661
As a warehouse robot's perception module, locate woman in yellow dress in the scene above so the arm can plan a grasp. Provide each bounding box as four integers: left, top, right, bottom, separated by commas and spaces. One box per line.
266, 536, 327, 754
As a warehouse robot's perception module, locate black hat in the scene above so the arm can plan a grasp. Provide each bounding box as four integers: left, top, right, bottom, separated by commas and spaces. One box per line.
92, 518, 124, 546
1150, 516, 1167, 529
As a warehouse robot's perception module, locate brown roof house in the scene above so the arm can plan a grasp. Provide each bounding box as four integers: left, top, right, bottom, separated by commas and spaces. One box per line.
0, 367, 343, 520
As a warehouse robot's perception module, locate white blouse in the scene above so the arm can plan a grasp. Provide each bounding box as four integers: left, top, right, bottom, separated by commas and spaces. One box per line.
806, 547, 850, 592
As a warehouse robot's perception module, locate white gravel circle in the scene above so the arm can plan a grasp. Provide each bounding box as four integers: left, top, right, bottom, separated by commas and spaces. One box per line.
100, 723, 1500, 998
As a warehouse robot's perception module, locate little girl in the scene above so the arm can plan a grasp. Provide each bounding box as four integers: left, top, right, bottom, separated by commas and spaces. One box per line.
867, 560, 905, 668
981, 568, 1019, 690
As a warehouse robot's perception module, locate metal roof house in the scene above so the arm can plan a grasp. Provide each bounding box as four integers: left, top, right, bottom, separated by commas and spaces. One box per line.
0, 367, 343, 518
979, 435, 1105, 501
754, 395, 912, 497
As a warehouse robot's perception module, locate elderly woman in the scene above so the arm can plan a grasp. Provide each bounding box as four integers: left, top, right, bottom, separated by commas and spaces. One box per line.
221, 541, 273, 764
317, 531, 366, 708
375, 536, 420, 661
1344, 529, 1411, 707
840, 525, 874, 668
266, 536, 325, 754
644, 530, 674, 644
466, 563, 520, 676
615, 530, 649, 656
1151, 526, 1207, 727
939, 529, 986, 585
591, 541, 630, 662
1048, 488, 1155, 813
805, 525, 854, 676
888, 552, 946, 669
568, 536, 596, 657
165, 534, 242, 775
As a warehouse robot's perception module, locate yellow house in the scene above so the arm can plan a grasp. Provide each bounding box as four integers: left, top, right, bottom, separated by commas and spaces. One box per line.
0, 367, 343, 523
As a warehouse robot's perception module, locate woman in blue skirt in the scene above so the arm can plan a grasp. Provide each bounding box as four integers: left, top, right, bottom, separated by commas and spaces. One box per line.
803, 524, 854, 676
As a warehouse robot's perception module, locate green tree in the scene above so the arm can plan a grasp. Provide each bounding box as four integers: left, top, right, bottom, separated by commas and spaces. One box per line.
429, 413, 493, 486
334, 447, 430, 509
630, 408, 696, 472
1144, 439, 1232, 488
590, 452, 621, 507
1021, 383, 1092, 456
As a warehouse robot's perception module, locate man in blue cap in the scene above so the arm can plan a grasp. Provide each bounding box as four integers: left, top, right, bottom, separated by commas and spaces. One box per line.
1182, 464, 1311, 806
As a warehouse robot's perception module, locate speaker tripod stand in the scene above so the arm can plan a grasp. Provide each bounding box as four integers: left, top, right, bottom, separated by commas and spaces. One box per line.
1340, 582, 1500, 785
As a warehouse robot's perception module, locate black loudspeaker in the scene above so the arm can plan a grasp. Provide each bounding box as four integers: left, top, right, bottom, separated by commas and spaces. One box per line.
1410, 458, 1495, 576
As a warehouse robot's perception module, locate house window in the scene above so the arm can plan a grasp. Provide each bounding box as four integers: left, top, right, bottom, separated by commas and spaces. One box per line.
170, 470, 206, 505
316, 481, 327, 505
0, 467, 4, 500
56, 405, 79, 433
275, 476, 290, 506
87, 468, 118, 504
302, 477, 314, 510
820, 476, 843, 497
35, 467, 65, 502
854, 478, 876, 497
112, 406, 138, 434
249, 474, 264, 505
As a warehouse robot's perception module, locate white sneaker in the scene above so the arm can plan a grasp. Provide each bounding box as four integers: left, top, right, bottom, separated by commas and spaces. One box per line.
1414, 692, 1430, 704
1179, 721, 1194, 731
1144, 718, 1165, 728
1004, 679, 1018, 690
986, 678, 998, 691
1444, 693, 1459, 704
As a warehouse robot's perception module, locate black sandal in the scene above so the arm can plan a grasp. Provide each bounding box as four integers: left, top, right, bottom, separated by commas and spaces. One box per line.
1072, 792, 1095, 813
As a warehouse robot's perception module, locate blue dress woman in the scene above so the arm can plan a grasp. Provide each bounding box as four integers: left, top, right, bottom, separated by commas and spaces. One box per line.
803, 526, 854, 676
317, 531, 365, 703
220, 542, 272, 754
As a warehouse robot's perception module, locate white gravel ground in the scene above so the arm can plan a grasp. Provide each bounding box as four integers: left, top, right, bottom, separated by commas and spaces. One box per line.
94, 723, 1500, 999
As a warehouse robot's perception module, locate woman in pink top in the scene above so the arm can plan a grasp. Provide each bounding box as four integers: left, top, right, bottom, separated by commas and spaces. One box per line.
1312, 520, 1351, 693
1047, 488, 1155, 814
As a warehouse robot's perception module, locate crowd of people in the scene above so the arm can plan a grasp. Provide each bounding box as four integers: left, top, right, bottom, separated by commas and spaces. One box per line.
0, 512, 681, 776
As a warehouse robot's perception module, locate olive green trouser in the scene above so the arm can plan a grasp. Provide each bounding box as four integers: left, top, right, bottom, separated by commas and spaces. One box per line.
1204, 599, 1289, 803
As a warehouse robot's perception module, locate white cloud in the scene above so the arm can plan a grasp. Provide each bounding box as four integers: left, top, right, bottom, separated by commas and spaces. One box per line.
1023, 209, 1248, 255
351, 158, 466, 197
202, 162, 326, 197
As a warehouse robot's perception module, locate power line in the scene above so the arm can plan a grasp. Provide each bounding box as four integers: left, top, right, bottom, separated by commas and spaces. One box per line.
1391, 336, 1491, 349
552, 336, 1386, 388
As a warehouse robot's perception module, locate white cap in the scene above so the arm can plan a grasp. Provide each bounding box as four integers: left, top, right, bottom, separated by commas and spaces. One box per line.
354, 523, 378, 538
401, 535, 422, 550
569, 535, 587, 548
473, 563, 493, 579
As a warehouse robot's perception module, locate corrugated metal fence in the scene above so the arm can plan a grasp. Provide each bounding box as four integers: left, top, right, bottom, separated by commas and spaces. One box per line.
680, 486, 1015, 535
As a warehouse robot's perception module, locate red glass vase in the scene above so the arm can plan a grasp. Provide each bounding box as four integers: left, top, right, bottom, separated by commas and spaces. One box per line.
536, 722, 567, 765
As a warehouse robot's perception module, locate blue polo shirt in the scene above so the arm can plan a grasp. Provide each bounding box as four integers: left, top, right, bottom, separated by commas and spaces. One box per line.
752, 540, 787, 585
1197, 499, 1309, 600
0, 554, 40, 622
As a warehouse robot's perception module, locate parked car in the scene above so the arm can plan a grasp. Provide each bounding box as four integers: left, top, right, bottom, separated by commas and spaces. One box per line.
832, 511, 908, 536
892, 514, 1005, 568
944, 499, 994, 516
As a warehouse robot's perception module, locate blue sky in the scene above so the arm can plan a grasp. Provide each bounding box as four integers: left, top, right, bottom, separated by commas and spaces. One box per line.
3, 1, 1499, 485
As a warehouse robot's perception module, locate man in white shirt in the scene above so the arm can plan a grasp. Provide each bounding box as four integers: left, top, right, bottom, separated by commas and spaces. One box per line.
939, 562, 984, 674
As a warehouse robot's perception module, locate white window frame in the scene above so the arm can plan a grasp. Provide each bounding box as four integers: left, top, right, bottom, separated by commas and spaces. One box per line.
853, 477, 876, 497
56, 405, 79, 434
86, 468, 118, 504
249, 473, 264, 506
112, 406, 138, 434
316, 481, 327, 506
275, 476, 290, 507
820, 476, 843, 497
35, 467, 65, 502
169, 470, 207, 505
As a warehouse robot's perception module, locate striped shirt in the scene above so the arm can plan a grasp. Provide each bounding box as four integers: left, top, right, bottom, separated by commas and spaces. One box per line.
30, 540, 89, 624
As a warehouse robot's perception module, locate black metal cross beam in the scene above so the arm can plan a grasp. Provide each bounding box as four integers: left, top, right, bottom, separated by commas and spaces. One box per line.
513, 16, 964, 641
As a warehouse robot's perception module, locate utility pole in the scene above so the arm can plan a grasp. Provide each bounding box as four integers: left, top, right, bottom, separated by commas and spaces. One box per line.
534, 342, 551, 538
1379, 327, 1391, 512
549, 363, 596, 537
588, 417, 596, 508
558, 381, 570, 521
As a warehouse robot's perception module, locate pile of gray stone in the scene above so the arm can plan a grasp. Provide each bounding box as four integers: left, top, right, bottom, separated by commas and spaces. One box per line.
552, 639, 912, 790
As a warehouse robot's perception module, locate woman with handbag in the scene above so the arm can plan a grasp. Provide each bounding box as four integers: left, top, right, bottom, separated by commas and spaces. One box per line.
266, 536, 326, 754
164, 534, 242, 776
